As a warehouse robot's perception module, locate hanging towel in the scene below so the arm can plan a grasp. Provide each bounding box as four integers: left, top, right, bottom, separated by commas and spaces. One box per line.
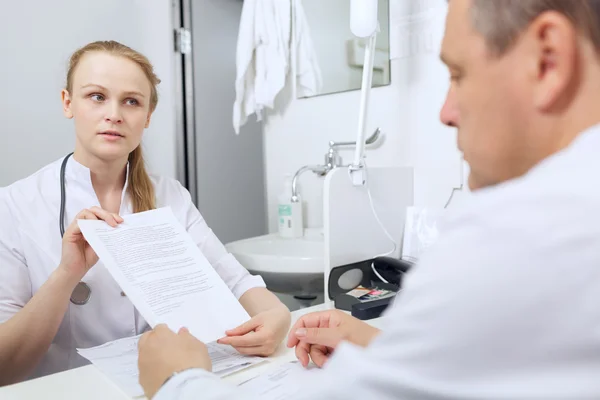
292, 0, 322, 98
233, 0, 322, 134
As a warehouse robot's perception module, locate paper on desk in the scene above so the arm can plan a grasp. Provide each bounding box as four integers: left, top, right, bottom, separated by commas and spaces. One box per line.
237, 361, 320, 400
77, 335, 142, 398
77, 207, 250, 343
77, 334, 267, 398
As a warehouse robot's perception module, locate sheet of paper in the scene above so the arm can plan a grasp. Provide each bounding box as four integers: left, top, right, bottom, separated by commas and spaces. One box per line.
237, 361, 320, 400
77, 335, 143, 398
208, 342, 266, 374
77, 335, 267, 398
77, 207, 249, 343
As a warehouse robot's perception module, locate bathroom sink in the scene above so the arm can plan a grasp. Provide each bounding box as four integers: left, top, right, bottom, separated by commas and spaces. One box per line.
225, 228, 324, 296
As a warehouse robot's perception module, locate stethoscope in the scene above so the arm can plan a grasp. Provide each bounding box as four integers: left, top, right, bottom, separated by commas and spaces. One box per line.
60, 152, 92, 306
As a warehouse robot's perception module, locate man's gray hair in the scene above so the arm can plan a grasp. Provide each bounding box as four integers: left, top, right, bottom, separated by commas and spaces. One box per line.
471, 0, 600, 55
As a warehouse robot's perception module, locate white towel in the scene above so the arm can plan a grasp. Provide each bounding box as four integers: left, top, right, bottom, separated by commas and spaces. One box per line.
233, 0, 322, 134
292, 0, 322, 98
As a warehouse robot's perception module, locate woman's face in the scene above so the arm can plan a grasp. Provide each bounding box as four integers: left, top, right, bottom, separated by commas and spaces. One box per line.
62, 51, 153, 163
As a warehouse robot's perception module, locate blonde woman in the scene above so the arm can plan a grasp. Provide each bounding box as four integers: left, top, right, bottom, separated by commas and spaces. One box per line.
0, 40, 290, 386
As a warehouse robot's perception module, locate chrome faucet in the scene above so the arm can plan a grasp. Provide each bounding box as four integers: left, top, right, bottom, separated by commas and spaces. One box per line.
290, 128, 382, 202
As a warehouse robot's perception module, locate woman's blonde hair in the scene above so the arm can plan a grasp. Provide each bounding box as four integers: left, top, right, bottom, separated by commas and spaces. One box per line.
66, 40, 160, 213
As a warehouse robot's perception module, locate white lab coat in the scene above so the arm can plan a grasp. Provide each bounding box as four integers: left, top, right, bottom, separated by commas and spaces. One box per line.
155, 125, 600, 399
0, 156, 265, 380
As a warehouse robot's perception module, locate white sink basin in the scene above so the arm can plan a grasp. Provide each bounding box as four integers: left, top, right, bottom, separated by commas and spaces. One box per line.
225, 228, 324, 296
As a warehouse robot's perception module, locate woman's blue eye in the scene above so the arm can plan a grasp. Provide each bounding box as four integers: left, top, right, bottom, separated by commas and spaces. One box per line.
90, 94, 104, 102
126, 98, 139, 106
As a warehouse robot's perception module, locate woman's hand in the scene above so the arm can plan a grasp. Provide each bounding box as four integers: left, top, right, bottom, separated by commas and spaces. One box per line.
59, 206, 123, 283
217, 305, 291, 356
286, 309, 381, 368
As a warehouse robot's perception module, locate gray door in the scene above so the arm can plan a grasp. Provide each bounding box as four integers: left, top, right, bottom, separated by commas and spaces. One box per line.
188, 0, 267, 244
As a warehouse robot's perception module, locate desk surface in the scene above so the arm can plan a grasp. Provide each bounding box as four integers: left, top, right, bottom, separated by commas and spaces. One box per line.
0, 302, 384, 400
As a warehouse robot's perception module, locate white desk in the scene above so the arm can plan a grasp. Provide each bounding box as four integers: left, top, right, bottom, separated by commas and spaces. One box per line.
0, 302, 384, 400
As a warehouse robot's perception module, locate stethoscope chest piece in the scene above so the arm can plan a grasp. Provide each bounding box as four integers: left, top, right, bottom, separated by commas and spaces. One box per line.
70, 282, 92, 305
60, 152, 91, 306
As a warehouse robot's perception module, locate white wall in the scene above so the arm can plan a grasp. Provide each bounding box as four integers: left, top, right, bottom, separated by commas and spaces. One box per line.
0, 1, 177, 187
264, 0, 462, 232
133, 0, 178, 181
302, 0, 390, 96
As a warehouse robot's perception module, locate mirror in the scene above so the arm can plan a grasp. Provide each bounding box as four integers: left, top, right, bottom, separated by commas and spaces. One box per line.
299, 0, 391, 99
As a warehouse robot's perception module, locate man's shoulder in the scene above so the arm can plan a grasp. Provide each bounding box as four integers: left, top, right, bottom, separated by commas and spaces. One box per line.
411, 154, 598, 283
400, 168, 600, 329
448, 159, 600, 238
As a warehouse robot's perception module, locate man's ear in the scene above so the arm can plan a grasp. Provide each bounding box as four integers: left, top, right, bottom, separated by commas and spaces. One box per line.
62, 89, 74, 119
529, 11, 578, 112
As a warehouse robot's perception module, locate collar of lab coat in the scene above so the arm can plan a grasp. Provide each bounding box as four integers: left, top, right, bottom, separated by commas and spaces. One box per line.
65, 155, 131, 213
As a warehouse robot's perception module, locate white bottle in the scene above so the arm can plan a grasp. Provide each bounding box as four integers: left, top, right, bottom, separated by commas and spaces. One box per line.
278, 174, 304, 238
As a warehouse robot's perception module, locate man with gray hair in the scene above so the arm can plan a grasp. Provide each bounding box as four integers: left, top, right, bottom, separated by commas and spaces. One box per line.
137, 1, 600, 398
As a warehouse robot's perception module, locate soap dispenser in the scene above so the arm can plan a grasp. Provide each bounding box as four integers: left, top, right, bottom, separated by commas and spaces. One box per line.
278, 174, 304, 238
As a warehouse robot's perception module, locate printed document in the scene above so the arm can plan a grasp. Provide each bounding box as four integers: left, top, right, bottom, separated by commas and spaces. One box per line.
77, 207, 250, 343
238, 361, 320, 400
77, 335, 266, 398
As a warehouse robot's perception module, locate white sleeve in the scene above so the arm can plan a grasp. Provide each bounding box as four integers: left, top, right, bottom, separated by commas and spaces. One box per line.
153, 369, 251, 400
0, 195, 32, 323
175, 182, 266, 299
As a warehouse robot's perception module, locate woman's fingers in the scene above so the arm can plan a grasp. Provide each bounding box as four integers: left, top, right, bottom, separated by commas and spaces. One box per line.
218, 331, 263, 347
64, 209, 99, 239
88, 206, 123, 227
232, 345, 270, 356
78, 209, 100, 220
64, 208, 123, 242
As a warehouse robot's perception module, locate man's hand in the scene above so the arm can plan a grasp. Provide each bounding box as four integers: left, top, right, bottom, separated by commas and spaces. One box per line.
217, 305, 291, 356
138, 325, 211, 399
286, 310, 381, 368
